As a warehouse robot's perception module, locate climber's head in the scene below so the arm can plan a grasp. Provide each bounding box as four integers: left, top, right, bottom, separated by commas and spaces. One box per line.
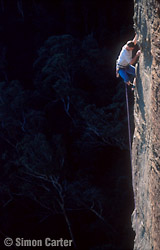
126, 41, 135, 50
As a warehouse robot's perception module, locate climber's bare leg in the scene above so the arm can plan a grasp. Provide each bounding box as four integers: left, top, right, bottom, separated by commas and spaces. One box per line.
126, 81, 131, 86
133, 77, 136, 86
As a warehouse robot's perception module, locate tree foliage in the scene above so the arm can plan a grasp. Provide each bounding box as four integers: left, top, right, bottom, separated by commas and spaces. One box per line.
0, 13, 133, 249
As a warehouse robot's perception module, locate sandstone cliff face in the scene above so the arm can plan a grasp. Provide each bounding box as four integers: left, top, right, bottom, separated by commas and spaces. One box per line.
132, 0, 160, 249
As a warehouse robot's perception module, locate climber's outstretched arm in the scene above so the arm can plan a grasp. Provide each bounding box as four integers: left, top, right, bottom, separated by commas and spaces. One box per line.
130, 50, 141, 65
132, 34, 138, 45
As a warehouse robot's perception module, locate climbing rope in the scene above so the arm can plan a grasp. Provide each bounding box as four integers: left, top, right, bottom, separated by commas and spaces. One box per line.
125, 83, 139, 245
125, 83, 132, 168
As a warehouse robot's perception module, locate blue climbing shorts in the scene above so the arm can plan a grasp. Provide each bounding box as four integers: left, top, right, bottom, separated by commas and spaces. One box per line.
118, 65, 135, 83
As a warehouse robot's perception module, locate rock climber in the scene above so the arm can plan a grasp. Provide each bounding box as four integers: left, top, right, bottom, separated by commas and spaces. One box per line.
116, 34, 141, 90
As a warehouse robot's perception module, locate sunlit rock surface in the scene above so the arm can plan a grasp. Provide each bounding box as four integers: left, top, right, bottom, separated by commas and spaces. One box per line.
132, 0, 160, 249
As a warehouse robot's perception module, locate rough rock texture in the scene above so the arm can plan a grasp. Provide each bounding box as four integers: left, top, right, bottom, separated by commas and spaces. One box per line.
132, 0, 160, 249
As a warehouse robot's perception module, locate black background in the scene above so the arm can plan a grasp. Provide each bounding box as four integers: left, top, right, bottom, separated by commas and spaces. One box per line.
0, 1, 135, 249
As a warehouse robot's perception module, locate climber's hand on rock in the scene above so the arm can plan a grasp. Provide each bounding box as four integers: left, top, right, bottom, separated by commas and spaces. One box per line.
136, 50, 141, 56
116, 69, 119, 78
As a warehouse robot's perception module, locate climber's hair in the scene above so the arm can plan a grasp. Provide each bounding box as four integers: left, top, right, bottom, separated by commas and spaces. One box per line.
127, 41, 135, 48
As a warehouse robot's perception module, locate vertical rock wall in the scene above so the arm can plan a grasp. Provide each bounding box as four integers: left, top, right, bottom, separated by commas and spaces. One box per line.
132, 0, 160, 249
